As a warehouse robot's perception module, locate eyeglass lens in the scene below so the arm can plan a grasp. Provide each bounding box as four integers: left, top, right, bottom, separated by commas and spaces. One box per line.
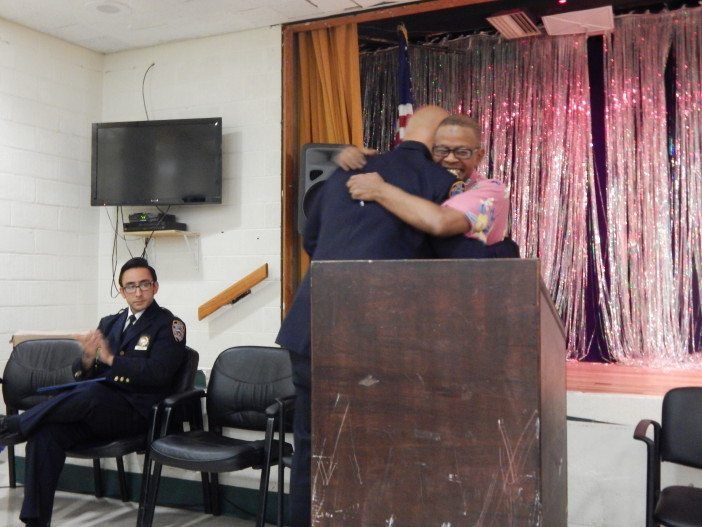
123, 281, 153, 292
433, 146, 475, 159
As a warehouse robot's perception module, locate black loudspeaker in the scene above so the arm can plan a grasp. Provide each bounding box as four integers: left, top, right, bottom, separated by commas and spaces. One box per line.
297, 143, 346, 235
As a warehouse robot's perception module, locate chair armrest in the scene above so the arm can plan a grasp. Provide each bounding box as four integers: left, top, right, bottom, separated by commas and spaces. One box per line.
633, 419, 661, 527
634, 419, 660, 445
156, 388, 206, 439
146, 402, 161, 444
265, 395, 296, 417
162, 388, 205, 408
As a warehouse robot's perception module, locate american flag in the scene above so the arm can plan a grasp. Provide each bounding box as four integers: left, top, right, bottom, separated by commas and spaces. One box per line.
393, 24, 413, 147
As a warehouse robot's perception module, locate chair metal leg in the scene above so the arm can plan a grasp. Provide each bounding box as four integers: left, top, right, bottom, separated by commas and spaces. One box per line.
116, 456, 129, 502
257, 416, 276, 527
257, 464, 272, 527
277, 411, 286, 527
142, 462, 162, 527
210, 472, 220, 516
277, 462, 285, 527
8, 445, 16, 488
92, 458, 103, 498
200, 472, 212, 514
137, 455, 153, 527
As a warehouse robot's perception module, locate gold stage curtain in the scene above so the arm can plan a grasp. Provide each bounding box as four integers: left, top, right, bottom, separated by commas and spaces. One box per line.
296, 23, 364, 277
297, 24, 364, 146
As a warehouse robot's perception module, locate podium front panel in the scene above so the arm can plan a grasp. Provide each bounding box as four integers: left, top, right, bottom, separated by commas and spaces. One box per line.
310, 259, 566, 526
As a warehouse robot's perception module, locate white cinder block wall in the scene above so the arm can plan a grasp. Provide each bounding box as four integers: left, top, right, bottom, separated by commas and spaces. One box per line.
1, 20, 284, 492
0, 19, 103, 366
96, 26, 283, 492
98, 26, 283, 370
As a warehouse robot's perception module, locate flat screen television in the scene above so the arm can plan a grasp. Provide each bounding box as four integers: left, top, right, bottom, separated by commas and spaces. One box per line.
91, 117, 222, 206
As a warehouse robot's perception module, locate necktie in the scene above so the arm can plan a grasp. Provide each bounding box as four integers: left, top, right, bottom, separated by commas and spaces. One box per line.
123, 314, 136, 335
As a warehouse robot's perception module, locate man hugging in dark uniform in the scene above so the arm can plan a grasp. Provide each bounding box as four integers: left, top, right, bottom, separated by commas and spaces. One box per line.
0, 257, 186, 527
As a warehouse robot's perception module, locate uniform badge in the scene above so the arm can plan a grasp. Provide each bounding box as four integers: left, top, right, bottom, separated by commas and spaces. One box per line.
172, 319, 185, 342
449, 179, 465, 197
134, 335, 150, 351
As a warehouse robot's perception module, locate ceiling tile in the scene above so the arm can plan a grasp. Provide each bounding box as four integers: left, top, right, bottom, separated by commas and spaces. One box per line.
271, 1, 321, 20
76, 35, 131, 54
315, 0, 361, 10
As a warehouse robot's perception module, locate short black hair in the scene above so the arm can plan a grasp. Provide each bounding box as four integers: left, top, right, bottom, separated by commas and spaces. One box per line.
119, 257, 157, 286
438, 114, 482, 143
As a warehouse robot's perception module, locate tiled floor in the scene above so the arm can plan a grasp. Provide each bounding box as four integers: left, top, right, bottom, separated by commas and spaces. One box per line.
0, 458, 257, 527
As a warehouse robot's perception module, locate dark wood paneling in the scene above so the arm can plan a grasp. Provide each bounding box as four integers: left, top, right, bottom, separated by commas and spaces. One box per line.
540, 286, 568, 526
281, 26, 299, 316
311, 259, 566, 526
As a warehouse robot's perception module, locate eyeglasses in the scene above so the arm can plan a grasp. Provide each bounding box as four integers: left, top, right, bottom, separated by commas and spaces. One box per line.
122, 280, 154, 294
432, 146, 479, 160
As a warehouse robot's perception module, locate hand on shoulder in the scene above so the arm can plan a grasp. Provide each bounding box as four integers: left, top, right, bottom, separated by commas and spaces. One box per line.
334, 146, 377, 171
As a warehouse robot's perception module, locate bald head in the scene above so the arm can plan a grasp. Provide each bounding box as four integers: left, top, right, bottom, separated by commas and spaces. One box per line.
403, 105, 450, 148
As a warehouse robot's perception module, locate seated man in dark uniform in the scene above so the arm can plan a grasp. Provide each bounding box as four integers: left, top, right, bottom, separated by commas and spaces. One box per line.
0, 257, 187, 527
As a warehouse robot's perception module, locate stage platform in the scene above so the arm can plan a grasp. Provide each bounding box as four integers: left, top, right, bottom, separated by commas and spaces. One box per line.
566, 360, 702, 527
567, 360, 702, 395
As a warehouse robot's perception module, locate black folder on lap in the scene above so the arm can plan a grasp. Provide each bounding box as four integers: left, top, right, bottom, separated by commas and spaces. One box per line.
37, 377, 107, 394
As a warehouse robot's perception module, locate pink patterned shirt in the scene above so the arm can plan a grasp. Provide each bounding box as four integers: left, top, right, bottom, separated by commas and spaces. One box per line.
442, 173, 509, 245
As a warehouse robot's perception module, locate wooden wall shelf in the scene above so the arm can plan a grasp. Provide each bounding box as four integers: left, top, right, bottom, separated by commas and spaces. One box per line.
124, 230, 199, 238
125, 230, 200, 269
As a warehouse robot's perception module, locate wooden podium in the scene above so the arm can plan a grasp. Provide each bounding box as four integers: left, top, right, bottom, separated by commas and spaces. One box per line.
310, 260, 566, 526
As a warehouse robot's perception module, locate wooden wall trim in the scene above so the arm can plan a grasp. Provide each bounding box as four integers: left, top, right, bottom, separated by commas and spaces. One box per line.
198, 264, 268, 321
285, 0, 497, 34
282, 26, 298, 317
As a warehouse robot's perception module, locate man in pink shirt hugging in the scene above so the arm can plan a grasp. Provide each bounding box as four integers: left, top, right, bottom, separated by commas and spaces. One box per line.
340, 114, 510, 246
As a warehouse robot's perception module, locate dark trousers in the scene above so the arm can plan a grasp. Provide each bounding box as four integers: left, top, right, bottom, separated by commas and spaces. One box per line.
18, 383, 147, 527
289, 351, 311, 527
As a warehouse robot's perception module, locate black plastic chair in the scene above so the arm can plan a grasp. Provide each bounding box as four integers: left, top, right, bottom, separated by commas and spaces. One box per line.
140, 346, 294, 527
0, 338, 83, 489
278, 454, 293, 527
65, 346, 199, 504
634, 386, 702, 527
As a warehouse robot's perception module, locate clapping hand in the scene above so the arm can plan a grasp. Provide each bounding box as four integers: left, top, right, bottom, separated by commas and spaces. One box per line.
76, 330, 114, 369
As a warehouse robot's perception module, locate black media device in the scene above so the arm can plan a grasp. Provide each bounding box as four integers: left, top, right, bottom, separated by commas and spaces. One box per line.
128, 212, 176, 223
91, 117, 222, 206
123, 221, 187, 232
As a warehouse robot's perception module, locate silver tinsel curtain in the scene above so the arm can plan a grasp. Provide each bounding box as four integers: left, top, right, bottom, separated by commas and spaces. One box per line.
360, 7, 702, 364
362, 46, 465, 152
592, 9, 702, 365
362, 34, 593, 358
